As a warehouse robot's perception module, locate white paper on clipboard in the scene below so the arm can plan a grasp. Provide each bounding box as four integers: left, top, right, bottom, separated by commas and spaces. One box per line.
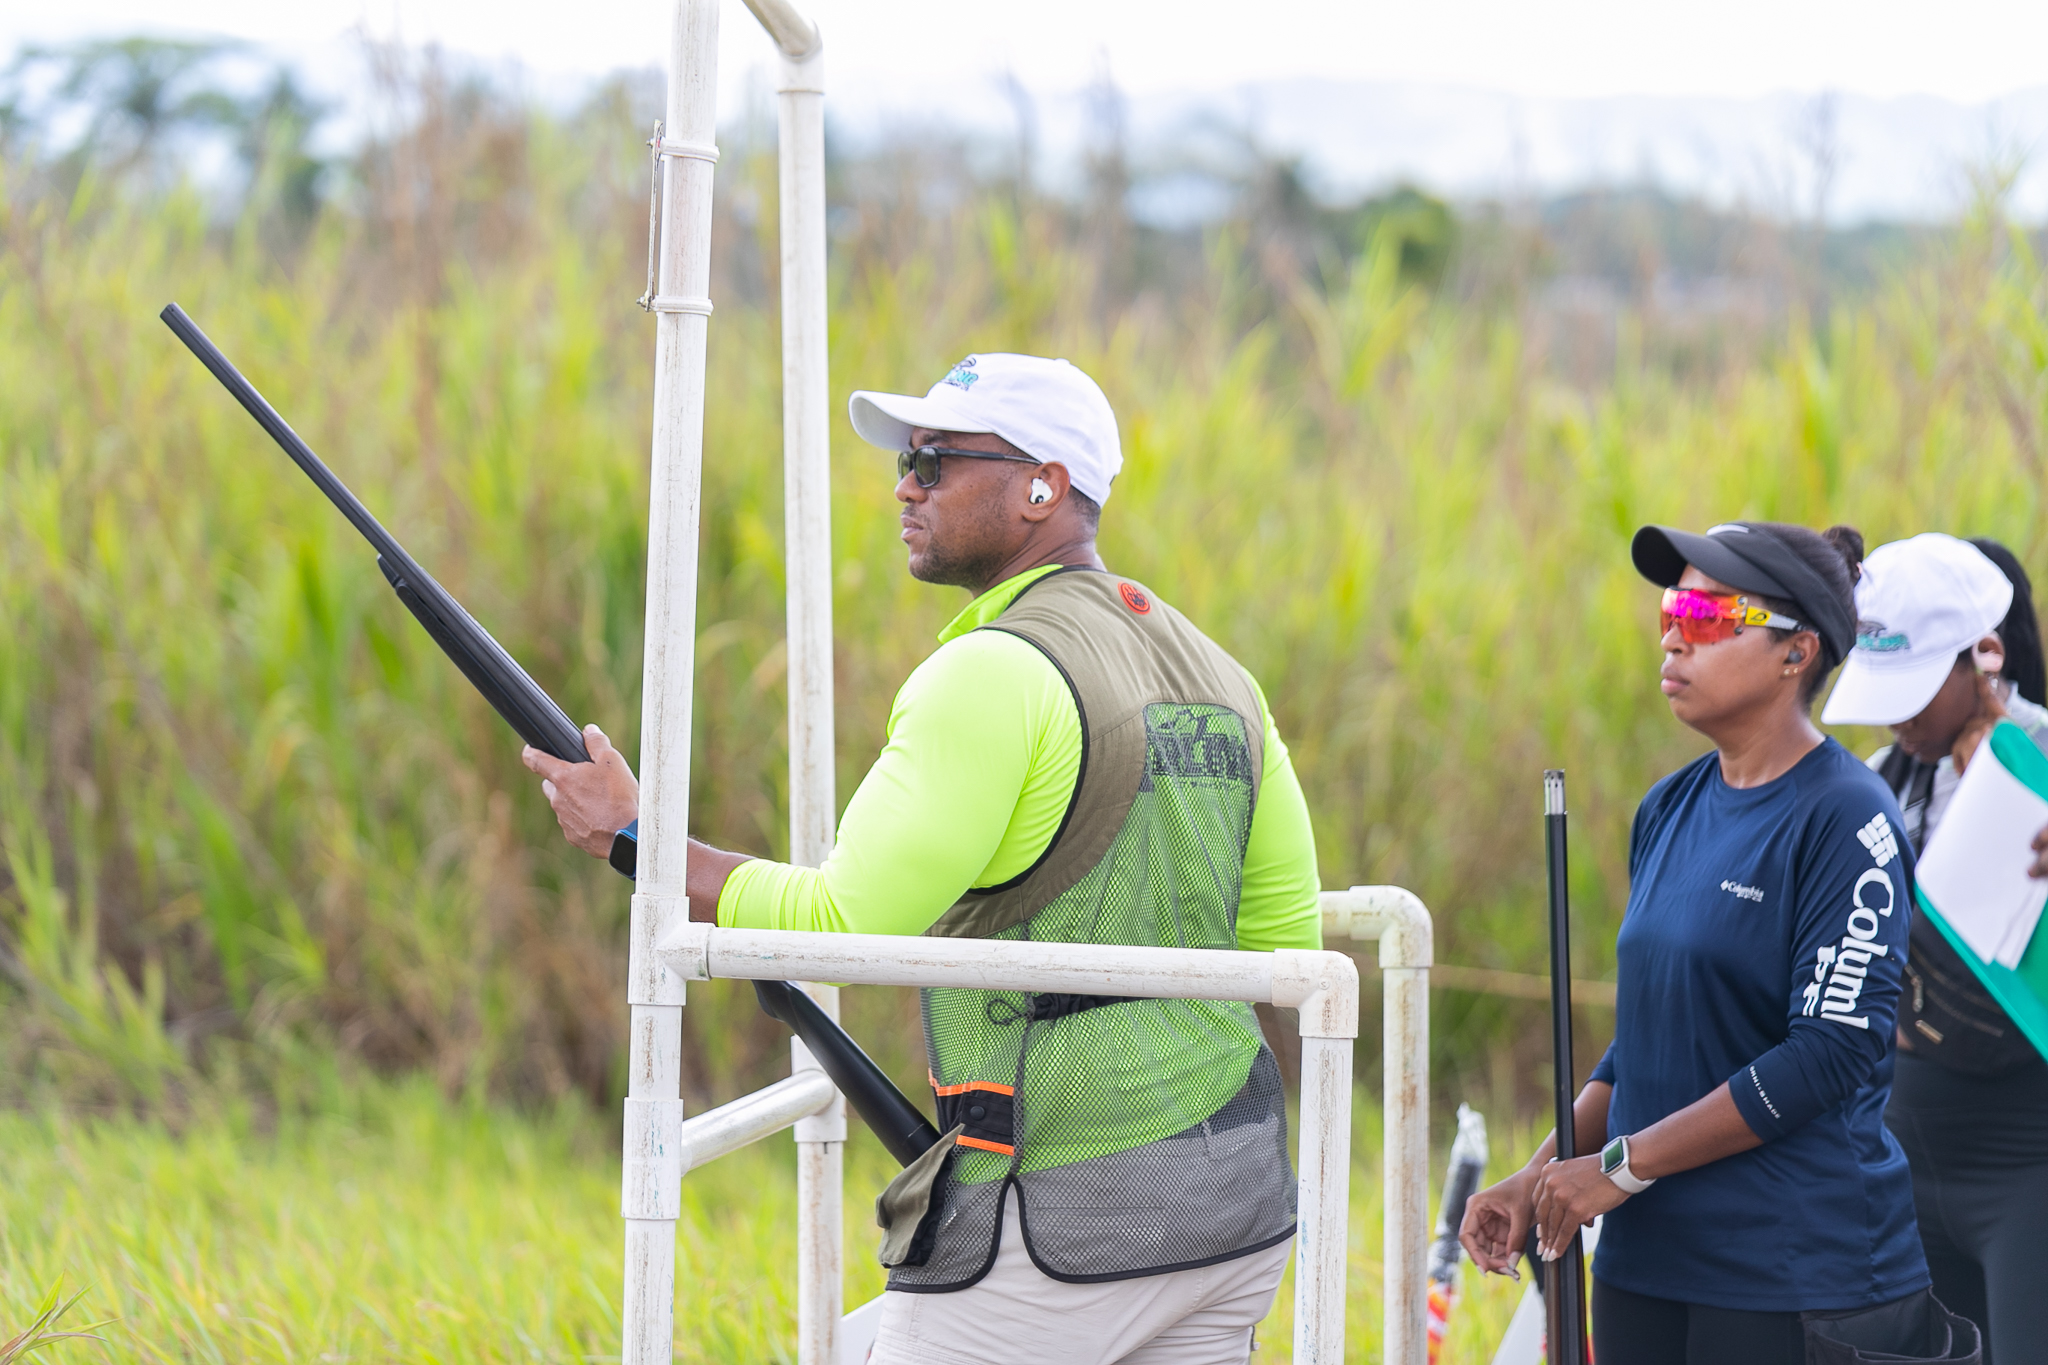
1915, 743, 2048, 968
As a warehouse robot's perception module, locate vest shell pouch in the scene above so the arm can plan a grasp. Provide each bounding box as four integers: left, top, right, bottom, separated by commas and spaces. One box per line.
1801, 1289, 1981, 1364
931, 1079, 1016, 1156
877, 1125, 966, 1268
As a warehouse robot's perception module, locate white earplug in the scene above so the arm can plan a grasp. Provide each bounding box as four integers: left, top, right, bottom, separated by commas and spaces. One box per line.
1029, 478, 1052, 504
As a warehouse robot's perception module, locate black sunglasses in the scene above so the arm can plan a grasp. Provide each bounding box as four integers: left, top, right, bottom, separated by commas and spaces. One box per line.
896, 444, 1040, 489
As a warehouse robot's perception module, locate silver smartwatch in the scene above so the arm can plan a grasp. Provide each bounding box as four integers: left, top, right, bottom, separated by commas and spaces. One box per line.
1600, 1134, 1655, 1195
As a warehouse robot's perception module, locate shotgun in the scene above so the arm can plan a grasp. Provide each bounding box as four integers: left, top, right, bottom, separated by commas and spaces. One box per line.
1542, 769, 1590, 1364
162, 302, 939, 1164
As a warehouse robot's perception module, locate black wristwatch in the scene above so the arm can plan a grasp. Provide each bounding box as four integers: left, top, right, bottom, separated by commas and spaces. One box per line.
608, 820, 638, 880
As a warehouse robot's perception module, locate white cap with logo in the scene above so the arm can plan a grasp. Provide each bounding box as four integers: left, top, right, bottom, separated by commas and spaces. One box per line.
1820, 532, 2015, 727
847, 353, 1123, 505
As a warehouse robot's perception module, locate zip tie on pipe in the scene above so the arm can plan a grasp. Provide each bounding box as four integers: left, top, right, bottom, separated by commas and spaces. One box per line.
634, 122, 722, 314
642, 295, 715, 316
654, 138, 720, 163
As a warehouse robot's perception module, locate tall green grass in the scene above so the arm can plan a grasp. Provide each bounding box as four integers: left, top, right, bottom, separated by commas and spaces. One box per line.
0, 1079, 1537, 1363
4, 79, 2048, 1124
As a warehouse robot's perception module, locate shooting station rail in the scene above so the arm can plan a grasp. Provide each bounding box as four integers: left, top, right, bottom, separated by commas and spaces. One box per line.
635, 887, 1434, 1365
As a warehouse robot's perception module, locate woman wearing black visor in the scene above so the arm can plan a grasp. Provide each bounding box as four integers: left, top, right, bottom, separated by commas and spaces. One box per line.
1462, 522, 1974, 1364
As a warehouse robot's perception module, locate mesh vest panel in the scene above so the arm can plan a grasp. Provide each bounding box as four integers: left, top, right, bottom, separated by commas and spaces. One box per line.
888, 574, 1297, 1291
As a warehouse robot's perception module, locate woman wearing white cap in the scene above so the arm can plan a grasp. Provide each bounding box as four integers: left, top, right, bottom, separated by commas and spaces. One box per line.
1821, 534, 2048, 1365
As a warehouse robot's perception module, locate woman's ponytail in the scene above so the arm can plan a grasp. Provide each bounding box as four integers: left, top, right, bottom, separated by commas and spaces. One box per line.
1753, 521, 1863, 700
1821, 525, 1865, 587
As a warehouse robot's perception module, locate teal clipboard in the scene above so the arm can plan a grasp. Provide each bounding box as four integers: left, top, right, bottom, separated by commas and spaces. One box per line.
1914, 719, 2048, 1062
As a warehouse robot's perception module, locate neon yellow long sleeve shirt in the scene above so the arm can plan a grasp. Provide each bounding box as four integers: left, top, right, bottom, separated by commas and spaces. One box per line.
718, 566, 1322, 951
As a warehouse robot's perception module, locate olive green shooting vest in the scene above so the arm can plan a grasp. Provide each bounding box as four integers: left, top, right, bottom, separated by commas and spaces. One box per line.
887, 569, 1297, 1292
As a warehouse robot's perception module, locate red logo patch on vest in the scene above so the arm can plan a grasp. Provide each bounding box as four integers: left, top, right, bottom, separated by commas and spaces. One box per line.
1119, 582, 1152, 615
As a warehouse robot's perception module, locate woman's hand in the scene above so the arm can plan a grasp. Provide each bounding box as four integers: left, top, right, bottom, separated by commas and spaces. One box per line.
1458, 1167, 1538, 1276
1530, 1155, 1628, 1260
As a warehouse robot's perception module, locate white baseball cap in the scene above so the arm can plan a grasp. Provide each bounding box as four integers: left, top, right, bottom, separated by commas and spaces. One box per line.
847, 353, 1123, 505
1820, 533, 2015, 726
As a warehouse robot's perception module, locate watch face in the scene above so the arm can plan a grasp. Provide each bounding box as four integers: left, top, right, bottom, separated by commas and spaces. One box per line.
1601, 1137, 1624, 1175
608, 829, 638, 879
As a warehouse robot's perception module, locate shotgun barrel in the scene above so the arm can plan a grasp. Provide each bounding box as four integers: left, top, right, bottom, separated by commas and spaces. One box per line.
1542, 769, 1591, 1365
755, 981, 940, 1164
162, 302, 939, 1166
161, 303, 593, 765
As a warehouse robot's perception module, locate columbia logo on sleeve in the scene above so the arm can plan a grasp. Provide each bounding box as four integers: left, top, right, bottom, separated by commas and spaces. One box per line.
1855, 813, 1899, 867
1800, 814, 1902, 1029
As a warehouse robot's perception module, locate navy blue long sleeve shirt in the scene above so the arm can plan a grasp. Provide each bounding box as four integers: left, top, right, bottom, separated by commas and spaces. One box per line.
1588, 738, 1928, 1312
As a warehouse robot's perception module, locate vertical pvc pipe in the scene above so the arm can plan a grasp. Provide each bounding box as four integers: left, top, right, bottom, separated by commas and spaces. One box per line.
793, 1038, 846, 1365
1293, 1034, 1354, 1365
1317, 886, 1433, 1365
772, 30, 842, 1365
1381, 963, 1430, 1365
776, 12, 832, 880
623, 3, 718, 1364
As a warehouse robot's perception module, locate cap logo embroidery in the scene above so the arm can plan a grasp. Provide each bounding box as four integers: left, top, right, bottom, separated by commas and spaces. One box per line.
1118, 582, 1152, 615
1706, 523, 1751, 535
1854, 619, 1910, 653
939, 355, 980, 391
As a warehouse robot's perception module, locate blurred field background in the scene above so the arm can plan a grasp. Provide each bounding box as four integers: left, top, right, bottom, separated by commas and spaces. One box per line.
4, 33, 2048, 1362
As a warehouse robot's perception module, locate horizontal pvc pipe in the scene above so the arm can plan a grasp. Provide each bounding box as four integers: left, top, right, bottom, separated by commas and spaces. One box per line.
685, 926, 1276, 997
658, 930, 1357, 1038
665, 924, 1347, 1001
676, 1071, 839, 1175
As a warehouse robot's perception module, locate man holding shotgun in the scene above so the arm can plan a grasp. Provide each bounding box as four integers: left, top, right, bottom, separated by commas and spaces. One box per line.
526, 353, 1322, 1365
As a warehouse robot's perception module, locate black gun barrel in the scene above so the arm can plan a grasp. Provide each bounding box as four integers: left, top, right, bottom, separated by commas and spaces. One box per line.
754, 981, 940, 1165
160, 302, 591, 765
162, 302, 941, 1168
1542, 768, 1590, 1365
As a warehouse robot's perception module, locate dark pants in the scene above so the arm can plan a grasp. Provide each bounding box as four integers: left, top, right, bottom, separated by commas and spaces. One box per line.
1875, 1055, 2048, 1365
1888, 1053, 2048, 1365
1592, 1279, 1804, 1365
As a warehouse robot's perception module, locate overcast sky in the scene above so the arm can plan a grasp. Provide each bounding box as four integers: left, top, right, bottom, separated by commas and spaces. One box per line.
11, 0, 2048, 106
13, 1, 2048, 220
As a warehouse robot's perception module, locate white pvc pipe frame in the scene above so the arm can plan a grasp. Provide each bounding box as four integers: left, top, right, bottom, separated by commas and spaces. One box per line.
624, 0, 1432, 1360
626, 1, 839, 1363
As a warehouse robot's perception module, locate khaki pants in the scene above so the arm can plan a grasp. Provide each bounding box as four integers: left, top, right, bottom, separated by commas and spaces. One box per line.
871, 1189, 1292, 1365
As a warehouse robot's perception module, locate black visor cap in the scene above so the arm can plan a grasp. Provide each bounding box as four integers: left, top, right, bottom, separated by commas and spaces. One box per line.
1633, 524, 1796, 598
1631, 522, 1854, 663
